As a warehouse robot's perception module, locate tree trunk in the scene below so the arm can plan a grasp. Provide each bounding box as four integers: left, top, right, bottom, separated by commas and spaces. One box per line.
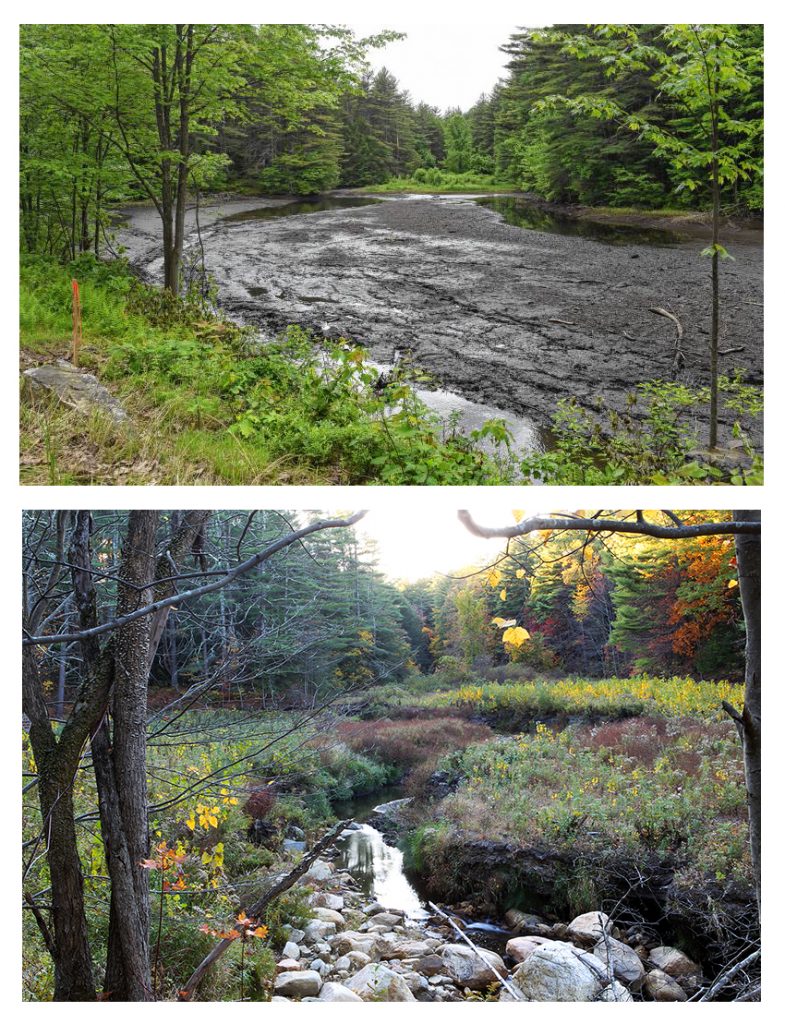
732, 509, 761, 918
24, 645, 97, 1001
94, 511, 160, 1000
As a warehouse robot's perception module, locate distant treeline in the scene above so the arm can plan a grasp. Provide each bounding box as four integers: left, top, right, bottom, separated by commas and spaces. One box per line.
20, 25, 763, 265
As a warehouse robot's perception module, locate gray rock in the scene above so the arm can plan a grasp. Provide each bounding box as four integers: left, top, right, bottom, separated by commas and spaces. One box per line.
567, 911, 614, 945
289, 928, 305, 944
303, 919, 336, 943
23, 361, 130, 425
439, 943, 507, 990
600, 980, 634, 1002
504, 910, 553, 937
593, 935, 645, 989
282, 941, 300, 960
414, 954, 444, 977
644, 968, 688, 1002
346, 963, 417, 1002
309, 958, 330, 977
377, 938, 434, 960
302, 858, 333, 883
318, 982, 363, 1002
369, 912, 403, 928
512, 942, 605, 1001
311, 906, 346, 927
274, 970, 322, 998
330, 930, 378, 957
312, 892, 344, 912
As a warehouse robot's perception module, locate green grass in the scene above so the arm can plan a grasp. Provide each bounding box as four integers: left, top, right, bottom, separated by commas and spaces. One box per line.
19, 254, 520, 486
360, 171, 518, 193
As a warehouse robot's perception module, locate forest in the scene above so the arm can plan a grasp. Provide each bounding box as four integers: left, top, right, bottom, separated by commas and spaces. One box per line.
22, 509, 761, 1001
20, 24, 764, 486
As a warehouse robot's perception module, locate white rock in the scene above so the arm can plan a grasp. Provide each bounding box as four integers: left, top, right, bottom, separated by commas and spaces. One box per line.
282, 941, 300, 960
312, 906, 346, 927
310, 958, 330, 976
303, 919, 336, 943
567, 911, 614, 945
318, 982, 363, 1002
512, 942, 605, 1001
346, 963, 417, 1002
600, 980, 634, 1002
439, 943, 508, 990
274, 970, 323, 998
648, 945, 702, 992
302, 859, 333, 883
312, 892, 345, 912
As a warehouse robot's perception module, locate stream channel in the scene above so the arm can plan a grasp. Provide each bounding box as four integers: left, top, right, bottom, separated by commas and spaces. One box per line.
330, 787, 512, 956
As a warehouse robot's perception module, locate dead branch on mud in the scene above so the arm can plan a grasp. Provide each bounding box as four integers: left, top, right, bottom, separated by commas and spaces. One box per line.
649, 306, 685, 371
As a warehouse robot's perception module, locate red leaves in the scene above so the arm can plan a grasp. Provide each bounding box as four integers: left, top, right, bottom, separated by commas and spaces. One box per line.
199, 913, 268, 943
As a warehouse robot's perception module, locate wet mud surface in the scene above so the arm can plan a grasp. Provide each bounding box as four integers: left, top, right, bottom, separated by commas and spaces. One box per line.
119, 194, 763, 445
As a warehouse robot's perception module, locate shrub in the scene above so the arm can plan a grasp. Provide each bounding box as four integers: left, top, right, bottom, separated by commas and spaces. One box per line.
243, 786, 277, 820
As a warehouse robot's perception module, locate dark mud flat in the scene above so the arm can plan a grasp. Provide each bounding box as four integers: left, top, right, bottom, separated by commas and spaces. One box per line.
121, 195, 763, 446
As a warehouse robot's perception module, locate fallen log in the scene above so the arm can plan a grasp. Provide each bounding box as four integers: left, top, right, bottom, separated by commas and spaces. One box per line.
178, 819, 350, 1001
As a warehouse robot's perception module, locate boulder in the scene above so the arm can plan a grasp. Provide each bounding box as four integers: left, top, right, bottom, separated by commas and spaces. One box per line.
567, 911, 613, 945
644, 968, 688, 1002
311, 906, 346, 927
368, 912, 403, 928
312, 892, 344, 912
599, 980, 634, 1002
275, 959, 301, 973
439, 943, 507, 990
302, 859, 333, 883
330, 930, 378, 957
415, 954, 445, 977
318, 982, 363, 1002
377, 938, 434, 960
309, 958, 330, 977
506, 935, 552, 964
648, 946, 702, 993
592, 936, 645, 989
23, 361, 130, 425
281, 941, 300, 960
504, 910, 553, 937
346, 963, 417, 1002
303, 919, 336, 943
512, 943, 605, 1002
274, 970, 322, 998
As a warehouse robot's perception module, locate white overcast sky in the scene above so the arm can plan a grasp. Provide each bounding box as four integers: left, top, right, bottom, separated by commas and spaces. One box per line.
349, 24, 522, 112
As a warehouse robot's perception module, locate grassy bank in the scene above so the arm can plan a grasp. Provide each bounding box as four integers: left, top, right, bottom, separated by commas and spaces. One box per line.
359, 171, 518, 193
19, 256, 517, 485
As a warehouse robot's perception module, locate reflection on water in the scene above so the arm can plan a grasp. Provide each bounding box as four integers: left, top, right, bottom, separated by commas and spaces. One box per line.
222, 196, 382, 224
474, 196, 686, 246
335, 824, 427, 919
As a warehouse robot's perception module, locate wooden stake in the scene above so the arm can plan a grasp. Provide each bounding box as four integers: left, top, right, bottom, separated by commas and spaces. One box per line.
71, 279, 82, 367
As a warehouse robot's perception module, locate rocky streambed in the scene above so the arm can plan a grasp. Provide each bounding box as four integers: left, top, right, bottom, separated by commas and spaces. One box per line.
118, 193, 763, 450
269, 819, 711, 1003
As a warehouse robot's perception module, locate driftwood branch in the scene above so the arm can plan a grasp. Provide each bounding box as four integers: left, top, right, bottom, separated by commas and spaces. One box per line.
718, 345, 746, 356
428, 901, 522, 1001
698, 948, 761, 1002
649, 306, 685, 371
178, 820, 350, 1001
